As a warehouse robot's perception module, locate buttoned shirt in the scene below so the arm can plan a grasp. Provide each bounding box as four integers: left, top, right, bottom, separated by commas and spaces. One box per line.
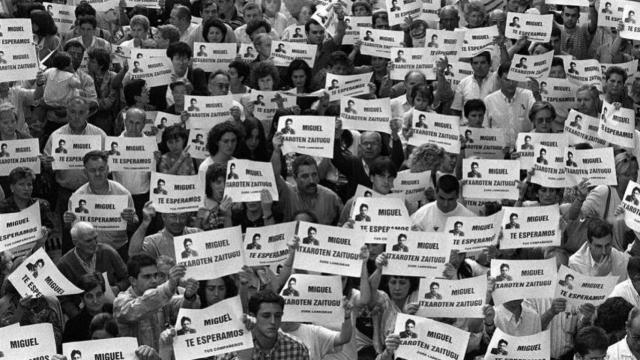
494, 303, 542, 336
219, 330, 310, 360
451, 71, 500, 112
483, 88, 536, 147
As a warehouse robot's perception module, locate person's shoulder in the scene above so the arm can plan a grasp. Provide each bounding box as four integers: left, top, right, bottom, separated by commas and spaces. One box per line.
317, 184, 341, 200
86, 123, 108, 137
278, 330, 310, 352
108, 179, 133, 195
73, 182, 91, 194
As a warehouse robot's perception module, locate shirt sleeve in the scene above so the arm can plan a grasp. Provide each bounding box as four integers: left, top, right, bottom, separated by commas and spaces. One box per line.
450, 82, 464, 111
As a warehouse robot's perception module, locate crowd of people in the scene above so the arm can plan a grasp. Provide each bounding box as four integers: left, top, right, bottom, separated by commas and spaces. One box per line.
2, 0, 640, 359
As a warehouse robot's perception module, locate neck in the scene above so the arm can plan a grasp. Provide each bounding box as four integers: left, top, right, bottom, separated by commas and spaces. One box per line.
502, 88, 516, 99
124, 131, 141, 138
254, 331, 278, 350
474, 73, 487, 82
89, 180, 109, 193
13, 196, 30, 209
213, 152, 231, 163
76, 249, 93, 262
69, 122, 88, 133
246, 206, 262, 218
0, 130, 15, 140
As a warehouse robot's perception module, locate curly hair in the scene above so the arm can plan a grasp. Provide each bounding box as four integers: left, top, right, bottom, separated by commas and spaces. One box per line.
250, 61, 280, 90
408, 143, 444, 172
206, 121, 242, 157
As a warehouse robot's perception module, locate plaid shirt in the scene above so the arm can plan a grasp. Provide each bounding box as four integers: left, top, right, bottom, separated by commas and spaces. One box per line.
217, 330, 310, 360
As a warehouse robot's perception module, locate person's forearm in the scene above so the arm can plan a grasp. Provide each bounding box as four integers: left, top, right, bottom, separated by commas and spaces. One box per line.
272, 249, 295, 292
368, 268, 382, 305
335, 315, 353, 346
333, 19, 346, 45
540, 308, 556, 330
128, 220, 150, 256
358, 260, 371, 306
588, 6, 597, 33
271, 148, 286, 193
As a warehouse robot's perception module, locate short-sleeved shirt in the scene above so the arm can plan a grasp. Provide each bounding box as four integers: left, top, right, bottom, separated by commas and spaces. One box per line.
411, 201, 474, 232
483, 88, 536, 147
451, 72, 500, 112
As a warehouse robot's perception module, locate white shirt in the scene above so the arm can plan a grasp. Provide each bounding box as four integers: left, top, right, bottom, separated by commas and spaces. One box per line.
608, 337, 638, 360
525, 298, 580, 358
111, 132, 153, 195
483, 88, 536, 147
494, 303, 542, 336
286, 324, 339, 360
410, 201, 474, 232
179, 23, 199, 48
609, 279, 640, 307
569, 242, 629, 283
390, 95, 411, 121
451, 71, 500, 112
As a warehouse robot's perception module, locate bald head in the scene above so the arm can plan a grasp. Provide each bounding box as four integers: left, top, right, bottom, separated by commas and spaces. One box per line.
124, 107, 147, 136
70, 221, 96, 242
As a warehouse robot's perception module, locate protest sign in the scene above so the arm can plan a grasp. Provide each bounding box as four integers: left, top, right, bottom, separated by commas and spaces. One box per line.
105, 136, 157, 172
359, 28, 405, 58
0, 44, 38, 82
407, 110, 461, 154
238, 43, 258, 61
417, 276, 487, 318
69, 194, 128, 231
462, 159, 519, 200
128, 56, 172, 87
564, 147, 617, 186
51, 134, 102, 170
280, 116, 335, 158
0, 18, 33, 44
186, 128, 209, 159
420, 0, 440, 22
283, 24, 308, 43
270, 41, 317, 68
63, 337, 138, 360
352, 197, 412, 243
621, 2, 640, 40
224, 159, 278, 202
326, 72, 372, 101
622, 180, 640, 232
149, 172, 204, 213
599, 0, 626, 28
515, 133, 568, 170
151, 111, 181, 142
192, 42, 237, 72
0, 138, 40, 175
564, 110, 607, 148
129, 48, 166, 59
484, 328, 550, 360
43, 3, 75, 33
490, 258, 556, 305
391, 170, 432, 209
0, 323, 56, 359
343, 16, 372, 44
340, 96, 391, 134
395, 314, 470, 360
545, 0, 587, 5
355, 184, 383, 199
244, 221, 294, 267
293, 221, 365, 277
383, 230, 450, 277
508, 52, 553, 82
8, 247, 82, 297
541, 78, 578, 121
531, 145, 566, 188
125, 0, 159, 8
460, 127, 506, 159
184, 94, 234, 129
386, 0, 421, 26
390, 47, 436, 81
280, 274, 344, 327
444, 212, 501, 252
601, 60, 638, 83
247, 90, 296, 123
446, 61, 474, 89
458, 26, 499, 58
565, 59, 603, 88
500, 205, 560, 249
73, 0, 118, 12
174, 227, 243, 280
424, 29, 465, 62
598, 100, 635, 148
554, 265, 617, 306
173, 296, 253, 360
505, 12, 553, 42
0, 202, 41, 253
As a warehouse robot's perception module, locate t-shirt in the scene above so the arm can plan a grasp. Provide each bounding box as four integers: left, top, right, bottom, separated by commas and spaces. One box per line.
286, 324, 339, 360
411, 201, 474, 232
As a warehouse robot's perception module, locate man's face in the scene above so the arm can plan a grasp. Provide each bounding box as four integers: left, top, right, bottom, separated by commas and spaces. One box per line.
589, 235, 612, 263
209, 74, 230, 95
499, 342, 507, 351
85, 158, 108, 188
185, 240, 192, 250
132, 265, 159, 294
510, 216, 517, 225
405, 322, 414, 333
75, 227, 98, 258
500, 266, 508, 276
288, 279, 296, 289
295, 164, 319, 195
72, 354, 81, 360
244, 8, 262, 23
253, 302, 283, 340
359, 133, 382, 160
68, 101, 90, 129
67, 46, 84, 70
606, 73, 626, 97
309, 229, 316, 237
436, 189, 458, 213
307, 23, 325, 45
398, 236, 406, 245
472, 163, 478, 172
171, 54, 191, 76
430, 284, 438, 294
455, 223, 462, 231
562, 7, 580, 28
202, 2, 219, 21
565, 276, 573, 286
549, 65, 565, 78
124, 112, 146, 136
360, 206, 368, 216
79, 22, 94, 38
439, 10, 459, 30
182, 319, 191, 330
471, 55, 490, 78
163, 213, 189, 235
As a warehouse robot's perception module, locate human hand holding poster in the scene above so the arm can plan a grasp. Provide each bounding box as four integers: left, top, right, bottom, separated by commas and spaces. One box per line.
490, 258, 556, 305
0, 323, 56, 359
293, 221, 365, 277
507, 52, 553, 82
462, 159, 520, 200
270, 41, 317, 67
8, 247, 82, 297
184, 94, 233, 129
0, 138, 40, 175
187, 128, 208, 159
340, 96, 391, 134
542, 78, 579, 121
359, 28, 405, 58
248, 90, 296, 123
174, 227, 243, 280
149, 172, 204, 213
416, 276, 487, 318
564, 110, 607, 148
173, 296, 253, 359
127, 56, 172, 87
192, 42, 236, 72
484, 328, 550, 360
621, 180, 640, 232
500, 205, 560, 249
391, 170, 432, 209
280, 274, 344, 327
504, 12, 553, 42
325, 72, 372, 101
461, 127, 506, 159
531, 146, 567, 188
598, 100, 635, 148
63, 337, 138, 360
68, 194, 128, 231
0, 202, 41, 253
224, 159, 278, 202
554, 265, 617, 306
564, 147, 617, 186
342, 16, 371, 44
394, 314, 470, 360
244, 221, 294, 267
383, 230, 450, 277
458, 26, 499, 58
407, 110, 461, 153
280, 116, 335, 158
352, 196, 412, 243
444, 212, 501, 252
51, 134, 102, 170
390, 47, 436, 80
105, 136, 157, 172
516, 133, 566, 170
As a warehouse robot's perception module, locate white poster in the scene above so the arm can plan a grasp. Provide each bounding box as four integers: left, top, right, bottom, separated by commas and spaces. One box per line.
490, 258, 556, 305
598, 100, 635, 148
383, 230, 450, 278
507, 52, 553, 82
8, 248, 82, 297
424, 29, 465, 63
0, 323, 56, 359
359, 28, 405, 58
63, 337, 138, 360
0, 138, 40, 175
565, 59, 603, 89
390, 47, 436, 81
43, 2, 75, 33
340, 96, 392, 134
515, 133, 568, 170
244, 221, 294, 267
622, 180, 640, 232
271, 41, 317, 68
325, 72, 372, 101
174, 227, 243, 280
444, 212, 502, 252
462, 159, 520, 200
541, 78, 579, 121
149, 172, 204, 213
280, 274, 344, 327
621, 2, 640, 41
598, 0, 628, 28
391, 170, 432, 209
224, 159, 278, 202
69, 194, 128, 231
386, 0, 422, 26
500, 205, 561, 249
407, 110, 461, 154
417, 276, 487, 318
504, 12, 553, 42
0, 202, 41, 253
564, 147, 617, 186
184, 94, 234, 129
186, 128, 208, 159
352, 197, 412, 244
458, 26, 499, 58
280, 116, 335, 158
531, 145, 566, 188
564, 110, 608, 148
343, 17, 372, 45
0, 18, 33, 44
554, 265, 617, 306
128, 56, 172, 87
247, 90, 296, 123
395, 314, 470, 360
192, 42, 237, 72
460, 127, 506, 159
105, 136, 157, 172
238, 43, 258, 61
51, 134, 102, 170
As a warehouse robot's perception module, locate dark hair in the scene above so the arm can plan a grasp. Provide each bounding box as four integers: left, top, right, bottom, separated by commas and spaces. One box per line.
197, 276, 238, 308
436, 174, 459, 195
498, 339, 508, 346
235, 119, 269, 161
471, 161, 478, 167
124, 79, 146, 106
180, 316, 191, 325
308, 226, 317, 234
605, 66, 628, 83
359, 203, 368, 211
229, 60, 250, 84
500, 263, 509, 270
31, 10, 57, 37
251, 61, 280, 90
76, 14, 97, 29
88, 47, 111, 72
595, 297, 633, 344
551, 56, 565, 68
430, 281, 439, 288
405, 319, 416, 326
574, 326, 610, 356
8, 167, 35, 185
89, 313, 119, 337
64, 40, 85, 53
127, 253, 157, 278
328, 51, 351, 68
83, 150, 108, 165
75, 2, 97, 17
248, 289, 285, 315
162, 125, 189, 149
370, 157, 398, 178
246, 19, 271, 37
497, 62, 511, 78
183, 238, 193, 246
587, 217, 613, 243
292, 155, 317, 177
411, 84, 434, 107
628, 256, 640, 279
380, 275, 420, 298
372, 11, 388, 27
304, 18, 322, 33
286, 59, 312, 92
472, 51, 491, 64
79, 272, 106, 293
205, 163, 227, 198
463, 99, 486, 117
166, 41, 192, 59
203, 18, 227, 42
50, 51, 72, 71
71, 350, 81, 357
206, 121, 242, 157
292, 209, 319, 223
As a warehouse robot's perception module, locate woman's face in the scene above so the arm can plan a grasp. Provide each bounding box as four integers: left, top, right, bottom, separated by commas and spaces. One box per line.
538, 186, 559, 205
0, 113, 17, 135
576, 89, 596, 115
205, 278, 227, 304
258, 75, 274, 90
210, 176, 225, 201
413, 93, 429, 111
131, 24, 147, 40
298, 5, 312, 24
91, 329, 113, 340
263, 0, 278, 16
228, 67, 241, 84
207, 26, 224, 43
371, 56, 388, 72
533, 109, 554, 133
172, 85, 188, 108
246, 128, 260, 152
217, 131, 237, 157
353, 4, 369, 16
388, 277, 411, 301
167, 137, 185, 154
82, 286, 105, 313
291, 69, 307, 89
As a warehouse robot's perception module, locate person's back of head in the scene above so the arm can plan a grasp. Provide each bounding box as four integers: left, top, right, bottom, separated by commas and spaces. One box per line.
436, 174, 460, 195
123, 79, 146, 107
628, 256, 640, 280
574, 326, 609, 358
50, 51, 73, 71
89, 312, 119, 338
595, 296, 633, 345
127, 253, 156, 278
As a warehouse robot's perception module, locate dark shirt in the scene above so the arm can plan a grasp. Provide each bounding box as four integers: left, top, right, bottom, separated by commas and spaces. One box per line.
63, 304, 113, 342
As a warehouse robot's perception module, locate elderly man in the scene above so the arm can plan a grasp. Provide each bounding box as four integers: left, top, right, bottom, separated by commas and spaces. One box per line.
387, 71, 427, 119
56, 221, 129, 318
607, 307, 640, 360
43, 97, 107, 253
63, 150, 138, 260
128, 201, 201, 260
170, 5, 199, 47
